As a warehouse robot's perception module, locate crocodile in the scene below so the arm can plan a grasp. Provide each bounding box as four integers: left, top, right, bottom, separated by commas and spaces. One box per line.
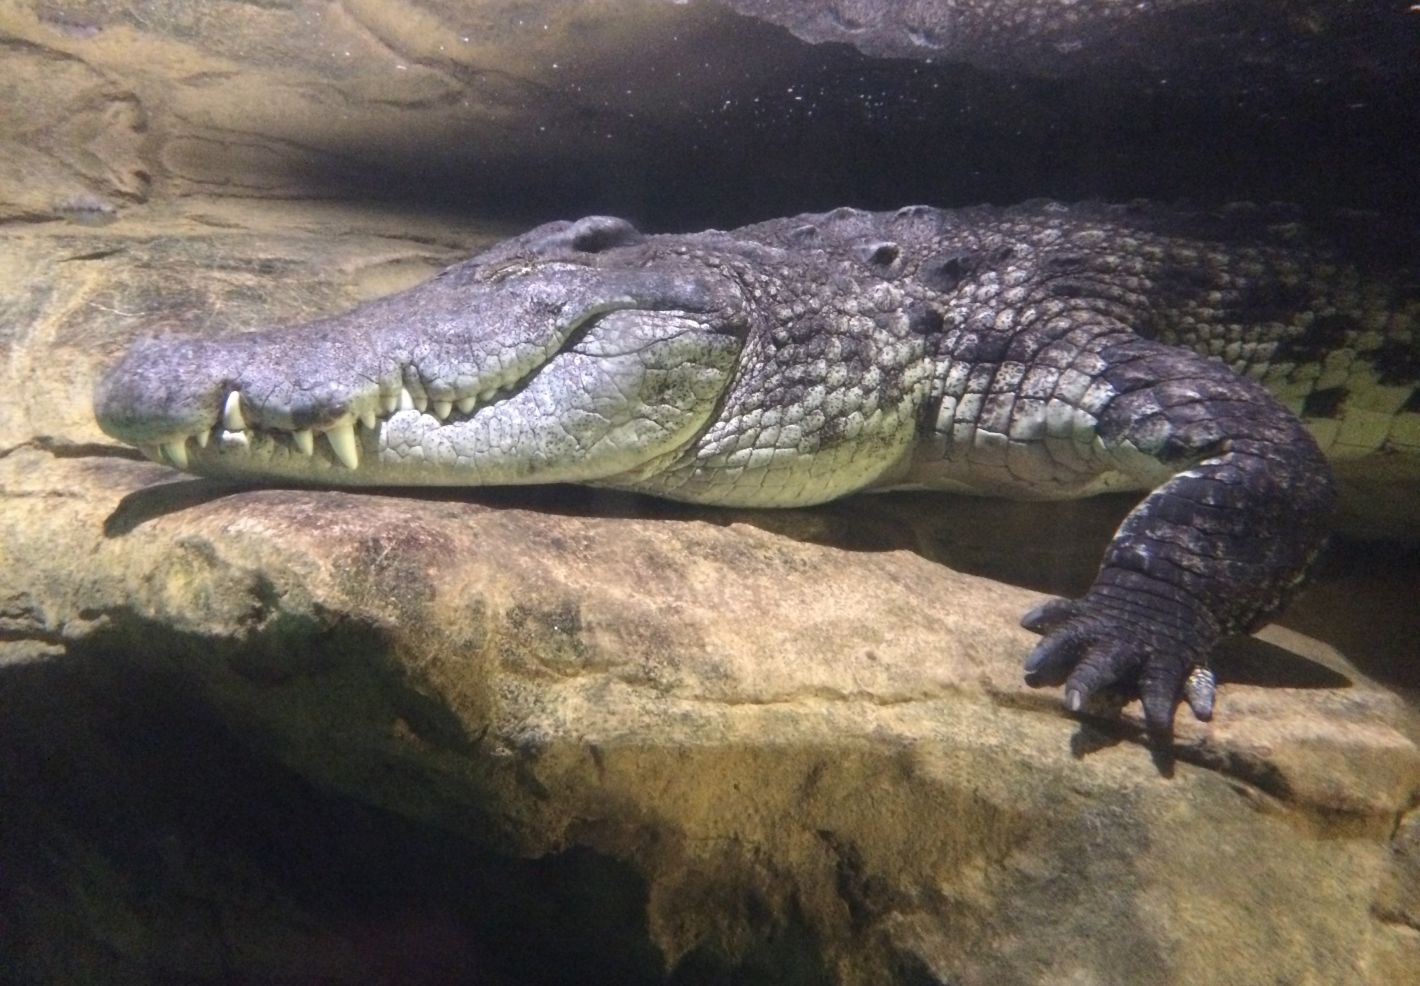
94, 201, 1420, 741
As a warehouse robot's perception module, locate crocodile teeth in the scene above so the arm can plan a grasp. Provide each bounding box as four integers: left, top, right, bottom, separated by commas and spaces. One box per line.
380, 392, 398, 414
325, 420, 359, 469
140, 444, 164, 464
412, 391, 429, 413
222, 392, 246, 431
162, 439, 189, 469
456, 396, 477, 414
359, 409, 377, 430
293, 428, 314, 456
477, 388, 495, 402
397, 387, 415, 412
218, 430, 249, 450
432, 400, 452, 420
195, 430, 209, 448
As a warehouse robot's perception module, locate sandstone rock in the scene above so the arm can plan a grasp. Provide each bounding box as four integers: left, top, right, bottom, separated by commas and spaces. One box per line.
0, 0, 846, 226
3, 220, 1418, 983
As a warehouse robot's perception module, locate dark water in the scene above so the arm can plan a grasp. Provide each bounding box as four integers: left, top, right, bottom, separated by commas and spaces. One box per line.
328, 4, 1420, 234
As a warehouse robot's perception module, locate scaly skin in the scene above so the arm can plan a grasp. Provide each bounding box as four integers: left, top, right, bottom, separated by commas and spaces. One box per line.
94, 202, 1420, 742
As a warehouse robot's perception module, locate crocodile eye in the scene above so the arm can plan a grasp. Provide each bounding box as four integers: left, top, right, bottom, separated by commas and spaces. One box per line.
525, 216, 645, 257
568, 216, 644, 253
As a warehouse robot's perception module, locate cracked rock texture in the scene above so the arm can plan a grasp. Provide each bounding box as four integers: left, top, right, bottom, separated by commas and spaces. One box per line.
2, 1, 1419, 984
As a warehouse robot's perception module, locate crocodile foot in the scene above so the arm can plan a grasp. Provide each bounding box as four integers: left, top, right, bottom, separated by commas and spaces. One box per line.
1020, 594, 1219, 742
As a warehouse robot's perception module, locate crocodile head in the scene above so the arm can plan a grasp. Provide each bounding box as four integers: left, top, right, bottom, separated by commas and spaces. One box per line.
94, 217, 755, 489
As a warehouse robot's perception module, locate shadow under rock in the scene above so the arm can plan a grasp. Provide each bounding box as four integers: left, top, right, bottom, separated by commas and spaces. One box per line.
0, 645, 666, 986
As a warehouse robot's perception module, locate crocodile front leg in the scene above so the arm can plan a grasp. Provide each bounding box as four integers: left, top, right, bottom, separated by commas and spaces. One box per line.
1017, 335, 1336, 739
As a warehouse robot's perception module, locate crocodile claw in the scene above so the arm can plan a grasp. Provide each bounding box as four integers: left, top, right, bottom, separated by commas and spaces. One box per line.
1019, 598, 1080, 635
1182, 664, 1216, 721
1022, 593, 1215, 741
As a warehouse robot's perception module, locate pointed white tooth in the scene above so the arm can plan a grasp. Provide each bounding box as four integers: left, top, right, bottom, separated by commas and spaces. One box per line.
222, 392, 246, 431
325, 420, 359, 469
195, 430, 209, 448
477, 388, 495, 402
162, 439, 189, 469
140, 444, 164, 464
380, 392, 398, 414
456, 396, 477, 414
359, 409, 377, 430
397, 387, 415, 412
218, 430, 249, 450
432, 400, 452, 420
412, 392, 428, 413
293, 429, 314, 456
